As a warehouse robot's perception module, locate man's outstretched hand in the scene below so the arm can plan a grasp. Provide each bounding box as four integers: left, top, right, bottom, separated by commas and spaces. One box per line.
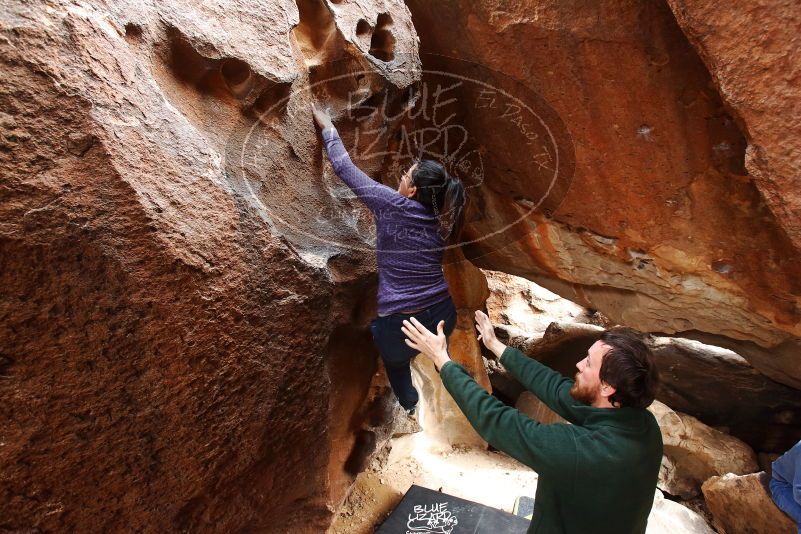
311, 103, 333, 130
474, 310, 507, 359
402, 317, 451, 371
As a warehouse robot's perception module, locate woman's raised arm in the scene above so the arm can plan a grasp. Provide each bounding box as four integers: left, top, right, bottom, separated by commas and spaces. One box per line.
312, 103, 402, 213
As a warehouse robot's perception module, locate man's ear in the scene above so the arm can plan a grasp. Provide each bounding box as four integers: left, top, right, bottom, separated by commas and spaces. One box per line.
407, 185, 417, 198
600, 382, 616, 400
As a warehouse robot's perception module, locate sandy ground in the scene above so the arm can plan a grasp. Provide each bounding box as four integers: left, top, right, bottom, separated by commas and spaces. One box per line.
328, 429, 538, 533
328, 426, 718, 534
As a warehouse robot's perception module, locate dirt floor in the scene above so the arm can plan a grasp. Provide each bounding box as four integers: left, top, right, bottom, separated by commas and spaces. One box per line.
328, 427, 538, 533
328, 426, 719, 534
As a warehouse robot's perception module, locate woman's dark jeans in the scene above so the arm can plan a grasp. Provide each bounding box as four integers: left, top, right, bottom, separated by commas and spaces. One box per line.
370, 297, 457, 410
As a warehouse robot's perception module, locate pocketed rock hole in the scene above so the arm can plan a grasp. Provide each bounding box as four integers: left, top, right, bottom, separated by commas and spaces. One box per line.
356, 19, 371, 39
349, 91, 385, 121
248, 81, 293, 123
124, 22, 143, 41
165, 27, 239, 102
220, 58, 252, 98
711, 260, 734, 274
368, 13, 395, 62
293, 0, 341, 66
306, 56, 372, 106
159, 27, 290, 126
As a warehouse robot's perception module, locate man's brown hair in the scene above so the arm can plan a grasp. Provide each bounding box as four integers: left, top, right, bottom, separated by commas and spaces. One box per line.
599, 327, 659, 409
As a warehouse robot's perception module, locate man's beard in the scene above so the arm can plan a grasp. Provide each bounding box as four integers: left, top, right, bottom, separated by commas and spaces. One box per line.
569, 376, 596, 405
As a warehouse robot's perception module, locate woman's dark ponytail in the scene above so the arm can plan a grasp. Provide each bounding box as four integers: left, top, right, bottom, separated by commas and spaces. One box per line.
410, 160, 466, 243
440, 175, 466, 243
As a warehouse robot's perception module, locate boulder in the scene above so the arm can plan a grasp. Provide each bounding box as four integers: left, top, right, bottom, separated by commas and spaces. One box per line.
702, 472, 797, 534
484, 269, 607, 336
4, 0, 801, 531
648, 401, 758, 498
665, 0, 801, 252
405, 0, 801, 389
0, 0, 421, 531
646, 490, 716, 534
649, 337, 801, 452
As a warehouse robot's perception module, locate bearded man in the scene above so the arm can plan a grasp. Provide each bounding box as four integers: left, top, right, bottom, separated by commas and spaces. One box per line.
401, 311, 662, 534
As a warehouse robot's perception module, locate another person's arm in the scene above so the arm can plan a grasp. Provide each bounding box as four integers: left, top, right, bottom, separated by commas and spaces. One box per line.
312, 104, 400, 212
474, 311, 582, 422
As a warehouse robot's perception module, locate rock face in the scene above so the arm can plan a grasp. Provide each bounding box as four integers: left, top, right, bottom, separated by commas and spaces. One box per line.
648, 401, 758, 498
702, 472, 797, 534
665, 0, 801, 252
405, 0, 801, 389
0, 0, 421, 531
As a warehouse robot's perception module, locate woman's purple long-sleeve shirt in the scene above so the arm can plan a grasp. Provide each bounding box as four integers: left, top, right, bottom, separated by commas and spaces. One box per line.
322, 126, 451, 316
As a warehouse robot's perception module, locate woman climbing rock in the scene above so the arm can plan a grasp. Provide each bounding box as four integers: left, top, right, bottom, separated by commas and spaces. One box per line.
312, 103, 466, 415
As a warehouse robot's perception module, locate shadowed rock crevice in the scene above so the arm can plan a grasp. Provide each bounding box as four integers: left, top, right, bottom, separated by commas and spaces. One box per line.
293, 0, 342, 66
356, 18, 371, 39
219, 58, 252, 98
638, 0, 749, 177
307, 57, 368, 104
345, 430, 378, 475
664, 0, 801, 253
249, 81, 294, 124
705, 111, 747, 176
165, 26, 241, 102
369, 13, 396, 62
124, 22, 143, 42
324, 324, 380, 506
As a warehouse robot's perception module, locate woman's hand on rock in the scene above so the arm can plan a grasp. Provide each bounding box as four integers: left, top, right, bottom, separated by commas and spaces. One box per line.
311, 103, 333, 130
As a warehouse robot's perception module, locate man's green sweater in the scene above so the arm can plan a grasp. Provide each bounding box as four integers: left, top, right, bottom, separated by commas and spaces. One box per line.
439, 346, 663, 534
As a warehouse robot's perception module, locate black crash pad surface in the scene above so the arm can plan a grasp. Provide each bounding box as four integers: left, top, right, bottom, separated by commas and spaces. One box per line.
376, 484, 530, 533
